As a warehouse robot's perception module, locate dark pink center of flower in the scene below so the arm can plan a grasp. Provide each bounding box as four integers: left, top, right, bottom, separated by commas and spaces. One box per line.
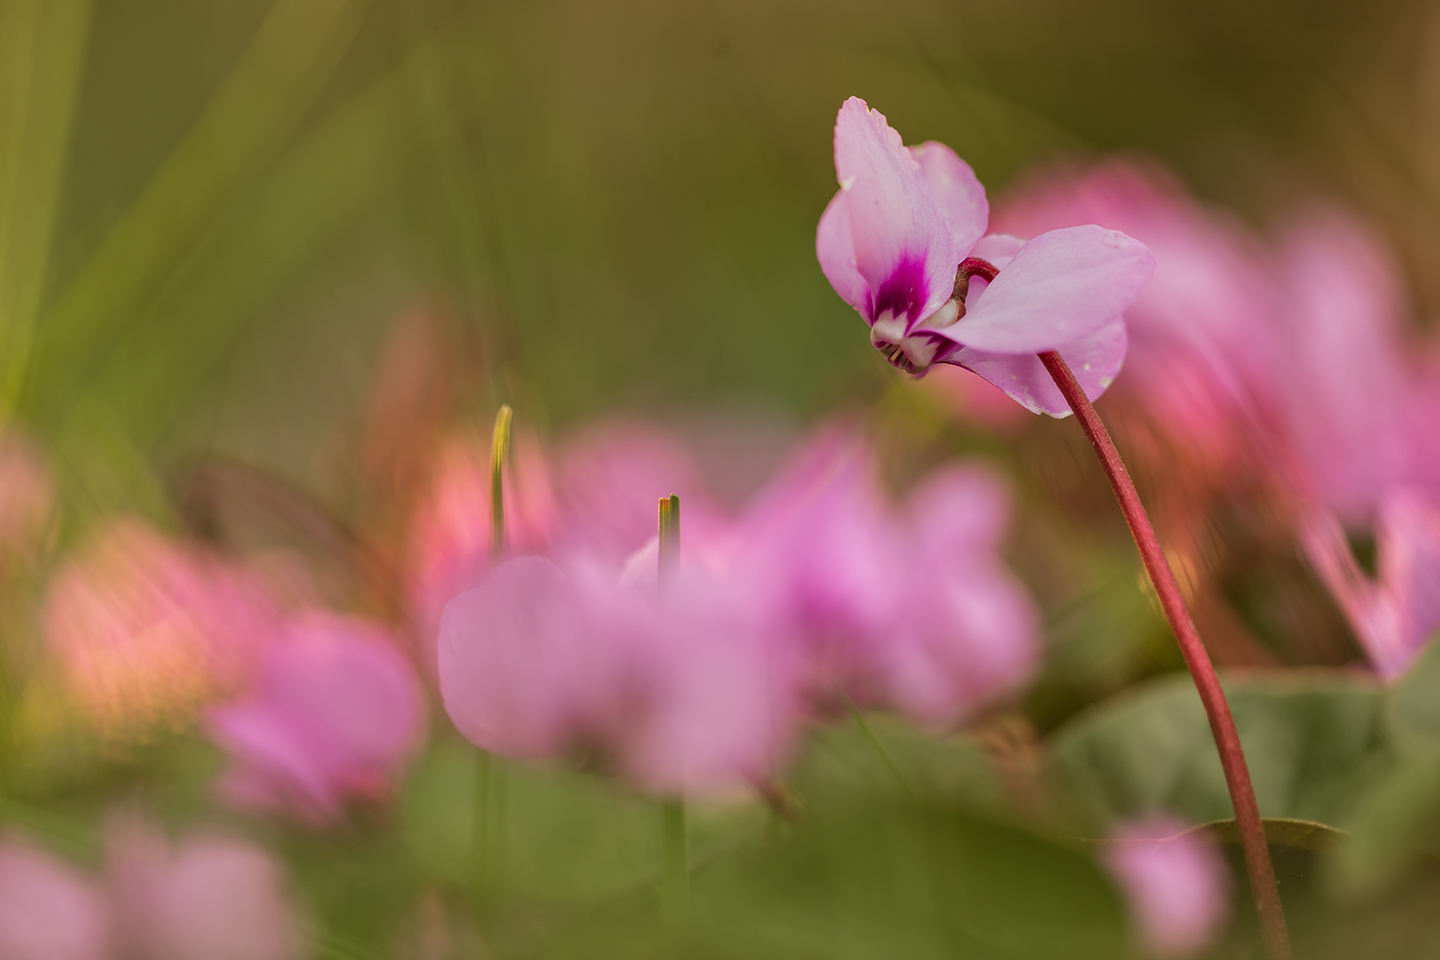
868, 254, 929, 325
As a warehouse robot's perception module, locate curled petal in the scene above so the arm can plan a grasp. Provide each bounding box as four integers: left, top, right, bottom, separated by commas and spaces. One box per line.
943, 226, 1154, 353
910, 141, 988, 258
831, 97, 957, 327
945, 318, 1128, 417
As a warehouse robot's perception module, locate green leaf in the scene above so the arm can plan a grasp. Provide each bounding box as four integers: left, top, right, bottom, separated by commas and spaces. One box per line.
21, 0, 363, 428
1325, 637, 1440, 897
683, 803, 1130, 960
0, 0, 91, 407
1049, 671, 1387, 829
788, 714, 1007, 813
402, 741, 671, 901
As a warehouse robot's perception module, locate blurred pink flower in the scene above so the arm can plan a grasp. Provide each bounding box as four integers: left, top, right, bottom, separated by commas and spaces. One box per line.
0, 835, 110, 960
992, 158, 1282, 467
43, 518, 278, 736
210, 611, 425, 822
816, 97, 1154, 415
551, 418, 730, 565
438, 556, 796, 797
106, 816, 303, 960
407, 429, 557, 648
0, 821, 303, 960
734, 429, 1039, 725
1273, 205, 1430, 521
1101, 817, 1230, 958
0, 428, 54, 565
1302, 491, 1440, 679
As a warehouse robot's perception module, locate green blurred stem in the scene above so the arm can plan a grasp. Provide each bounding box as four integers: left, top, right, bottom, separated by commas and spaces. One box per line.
473, 404, 514, 906
1037, 349, 1290, 960
657, 494, 687, 914
657, 493, 680, 590
661, 799, 688, 915
490, 403, 513, 560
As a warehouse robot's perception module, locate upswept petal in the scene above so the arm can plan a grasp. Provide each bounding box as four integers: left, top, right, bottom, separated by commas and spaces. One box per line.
910, 141, 988, 257
945, 318, 1128, 416
815, 193, 869, 315
942, 225, 1153, 353
832, 97, 957, 326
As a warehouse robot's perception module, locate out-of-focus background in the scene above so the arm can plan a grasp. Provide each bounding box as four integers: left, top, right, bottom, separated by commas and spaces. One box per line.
7, 1, 1440, 957
13, 0, 1435, 508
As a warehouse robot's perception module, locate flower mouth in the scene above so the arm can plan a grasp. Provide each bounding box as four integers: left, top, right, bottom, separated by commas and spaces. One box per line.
871, 257, 1000, 375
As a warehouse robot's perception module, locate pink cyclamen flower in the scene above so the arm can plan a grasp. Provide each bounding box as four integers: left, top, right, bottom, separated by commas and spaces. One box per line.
210, 612, 425, 822
0, 822, 303, 960
438, 555, 795, 797
816, 97, 1155, 416
1275, 205, 1427, 522
733, 428, 1040, 725
0, 835, 110, 960
106, 815, 303, 960
0, 428, 54, 565
43, 518, 278, 736
408, 429, 556, 649
1102, 817, 1230, 958
1302, 490, 1440, 679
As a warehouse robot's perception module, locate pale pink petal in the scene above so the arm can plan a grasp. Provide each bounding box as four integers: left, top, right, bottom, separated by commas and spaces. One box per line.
209, 613, 424, 821
883, 565, 1039, 726
816, 192, 870, 315
1277, 206, 1414, 520
910, 141, 988, 257
1299, 507, 1404, 678
437, 557, 588, 757
940, 225, 1153, 353
0, 837, 110, 960
908, 464, 1013, 554
831, 97, 958, 327
945, 318, 1128, 416
610, 571, 798, 796
1102, 818, 1230, 958
883, 469, 1039, 724
108, 819, 302, 960
553, 420, 724, 567
1378, 492, 1440, 669
969, 232, 1024, 267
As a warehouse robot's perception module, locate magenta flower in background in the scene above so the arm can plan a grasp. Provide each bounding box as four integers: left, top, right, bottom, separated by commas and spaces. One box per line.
43, 518, 278, 737
0, 835, 110, 960
439, 555, 795, 796
1102, 817, 1231, 958
0, 820, 303, 960
1274, 206, 1431, 522
210, 611, 425, 822
105, 815, 303, 960
408, 429, 557, 648
0, 427, 54, 565
1302, 491, 1440, 679
550, 419, 730, 566
992, 159, 1283, 466
734, 428, 1039, 725
816, 97, 1154, 415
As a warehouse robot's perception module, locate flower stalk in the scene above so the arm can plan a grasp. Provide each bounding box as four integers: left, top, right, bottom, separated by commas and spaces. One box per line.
1036, 350, 1290, 960
656, 493, 688, 914
474, 403, 514, 906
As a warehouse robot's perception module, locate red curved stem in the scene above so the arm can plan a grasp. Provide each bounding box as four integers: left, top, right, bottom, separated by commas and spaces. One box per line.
1037, 351, 1291, 960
